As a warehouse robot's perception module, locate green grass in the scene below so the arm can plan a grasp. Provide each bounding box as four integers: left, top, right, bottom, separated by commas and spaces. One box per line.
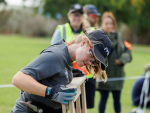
0, 35, 150, 113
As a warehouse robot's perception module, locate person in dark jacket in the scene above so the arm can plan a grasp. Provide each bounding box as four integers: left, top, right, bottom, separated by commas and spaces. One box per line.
96, 11, 132, 113
132, 63, 150, 107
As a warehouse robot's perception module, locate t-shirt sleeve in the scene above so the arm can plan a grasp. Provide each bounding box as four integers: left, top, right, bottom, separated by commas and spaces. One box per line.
21, 52, 61, 81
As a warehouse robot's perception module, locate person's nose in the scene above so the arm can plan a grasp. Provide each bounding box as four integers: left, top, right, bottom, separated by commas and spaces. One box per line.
74, 17, 81, 20
106, 25, 110, 29
108, 24, 112, 29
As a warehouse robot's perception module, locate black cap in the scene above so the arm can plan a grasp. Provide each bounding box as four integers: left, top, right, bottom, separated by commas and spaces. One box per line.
86, 30, 112, 70
69, 4, 83, 14
84, 4, 100, 16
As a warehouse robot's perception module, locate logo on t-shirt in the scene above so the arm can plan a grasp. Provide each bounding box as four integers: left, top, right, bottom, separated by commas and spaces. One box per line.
65, 68, 69, 83
104, 47, 109, 56
65, 68, 68, 76
65, 68, 69, 77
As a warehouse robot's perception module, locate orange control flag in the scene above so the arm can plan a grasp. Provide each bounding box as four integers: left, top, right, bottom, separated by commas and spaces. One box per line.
124, 40, 132, 50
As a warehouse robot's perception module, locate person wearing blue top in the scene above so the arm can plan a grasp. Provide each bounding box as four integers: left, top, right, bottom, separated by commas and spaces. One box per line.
132, 63, 150, 107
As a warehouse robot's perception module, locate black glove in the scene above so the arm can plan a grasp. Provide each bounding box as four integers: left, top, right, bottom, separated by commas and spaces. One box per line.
72, 69, 85, 77
45, 85, 77, 104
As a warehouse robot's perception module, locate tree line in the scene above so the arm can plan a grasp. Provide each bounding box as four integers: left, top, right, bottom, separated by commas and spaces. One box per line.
0, 0, 149, 44
43, 0, 150, 44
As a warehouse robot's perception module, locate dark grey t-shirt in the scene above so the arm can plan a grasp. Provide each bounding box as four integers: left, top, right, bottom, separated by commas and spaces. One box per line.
20, 39, 73, 109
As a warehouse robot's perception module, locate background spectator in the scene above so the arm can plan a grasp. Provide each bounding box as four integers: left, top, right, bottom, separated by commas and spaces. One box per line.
132, 62, 150, 107
83, 4, 100, 27
82, 4, 100, 109
96, 11, 132, 113
51, 3, 90, 45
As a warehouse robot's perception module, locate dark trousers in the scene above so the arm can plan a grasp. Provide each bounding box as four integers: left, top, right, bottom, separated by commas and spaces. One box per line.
85, 78, 96, 108
11, 98, 62, 113
27, 99, 62, 113
98, 90, 121, 113
11, 107, 62, 113
133, 97, 150, 107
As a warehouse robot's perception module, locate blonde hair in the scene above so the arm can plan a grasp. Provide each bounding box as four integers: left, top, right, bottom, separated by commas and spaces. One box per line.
82, 14, 91, 29
101, 11, 117, 30
66, 28, 107, 82
67, 12, 91, 31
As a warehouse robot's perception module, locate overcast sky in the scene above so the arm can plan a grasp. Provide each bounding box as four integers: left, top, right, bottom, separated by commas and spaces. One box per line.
5, 0, 34, 7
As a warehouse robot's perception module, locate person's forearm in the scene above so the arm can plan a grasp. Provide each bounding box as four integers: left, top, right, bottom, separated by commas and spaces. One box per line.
12, 71, 47, 97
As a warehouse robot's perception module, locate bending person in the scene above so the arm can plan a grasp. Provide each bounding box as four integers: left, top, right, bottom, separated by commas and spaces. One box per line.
51, 4, 95, 109
11, 29, 112, 113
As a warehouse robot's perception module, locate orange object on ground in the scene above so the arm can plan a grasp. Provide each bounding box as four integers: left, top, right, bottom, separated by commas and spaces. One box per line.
73, 61, 88, 76
124, 40, 132, 50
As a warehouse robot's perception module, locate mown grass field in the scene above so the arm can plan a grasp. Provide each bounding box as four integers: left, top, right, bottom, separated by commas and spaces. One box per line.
0, 35, 150, 113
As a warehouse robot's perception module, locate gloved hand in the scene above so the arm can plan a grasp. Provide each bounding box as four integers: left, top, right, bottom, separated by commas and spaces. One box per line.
72, 69, 85, 77
45, 85, 77, 104
72, 69, 88, 82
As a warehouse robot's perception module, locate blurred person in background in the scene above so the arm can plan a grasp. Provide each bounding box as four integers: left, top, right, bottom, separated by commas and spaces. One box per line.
96, 11, 132, 113
131, 63, 150, 107
51, 3, 90, 44
83, 4, 100, 27
82, 4, 101, 109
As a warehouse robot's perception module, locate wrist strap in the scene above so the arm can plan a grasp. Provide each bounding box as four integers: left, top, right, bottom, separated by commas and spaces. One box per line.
45, 87, 52, 98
